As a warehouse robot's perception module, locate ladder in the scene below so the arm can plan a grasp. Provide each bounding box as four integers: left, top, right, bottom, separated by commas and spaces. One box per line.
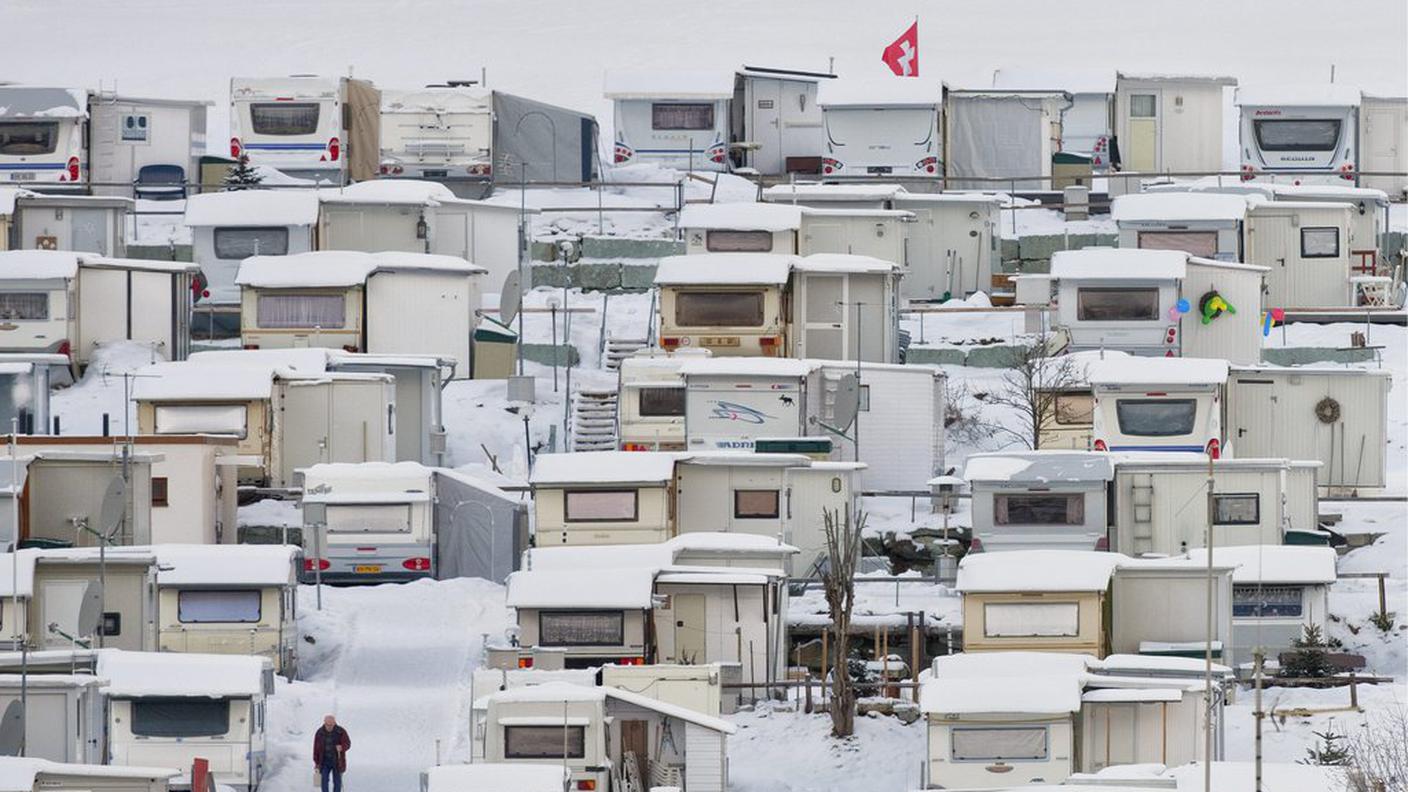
569, 386, 619, 451
603, 337, 649, 371
1130, 473, 1155, 554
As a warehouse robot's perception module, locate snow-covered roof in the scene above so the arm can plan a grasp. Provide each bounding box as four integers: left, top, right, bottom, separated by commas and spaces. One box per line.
132, 360, 279, 401
1049, 248, 1188, 281
529, 451, 683, 486
0, 250, 77, 280
1087, 357, 1230, 387
653, 253, 795, 285
0, 758, 180, 792
957, 550, 1127, 593
919, 663, 1085, 715
678, 356, 817, 378
817, 79, 940, 107
1235, 83, 1362, 107
1081, 688, 1185, 703
147, 544, 299, 587
522, 533, 795, 577
794, 253, 899, 274
0, 87, 88, 119
236, 250, 484, 288
1269, 184, 1391, 204
992, 67, 1116, 96
318, 179, 459, 205
603, 683, 737, 733
678, 202, 803, 232
1111, 192, 1248, 223
964, 451, 1114, 484
0, 188, 36, 216
1187, 545, 1337, 585
1098, 653, 1233, 677
183, 189, 320, 227
604, 70, 735, 100
1116, 72, 1238, 86
506, 567, 656, 609
933, 650, 1097, 679
798, 206, 913, 219
891, 192, 1005, 207
482, 681, 736, 733
97, 649, 268, 698
669, 532, 798, 556
423, 764, 566, 792
760, 183, 907, 203
381, 86, 492, 114
0, 551, 39, 597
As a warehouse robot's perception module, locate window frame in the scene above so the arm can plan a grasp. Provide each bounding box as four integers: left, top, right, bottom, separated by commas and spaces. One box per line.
0, 121, 60, 156
1213, 493, 1260, 526
982, 601, 1081, 639
733, 489, 781, 520
1114, 398, 1198, 437
1076, 287, 1161, 322
249, 102, 322, 137
177, 589, 263, 624
950, 725, 1050, 762
1232, 584, 1305, 619
152, 404, 249, 439
255, 292, 348, 330
673, 290, 766, 328
1253, 118, 1343, 153
705, 229, 773, 253
503, 724, 586, 760
324, 503, 413, 534
538, 610, 626, 647
993, 493, 1085, 526
1129, 94, 1157, 119
213, 226, 291, 259
129, 698, 232, 739
1300, 227, 1340, 259
563, 489, 639, 523
1053, 392, 1094, 426
151, 477, 169, 508
0, 292, 51, 322
651, 102, 715, 131
637, 386, 686, 418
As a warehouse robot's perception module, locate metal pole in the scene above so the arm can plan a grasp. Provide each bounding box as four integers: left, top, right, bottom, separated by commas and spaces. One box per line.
1203, 451, 1215, 792
10, 419, 25, 756
315, 519, 324, 611
517, 164, 527, 377
1253, 649, 1264, 792
550, 303, 559, 393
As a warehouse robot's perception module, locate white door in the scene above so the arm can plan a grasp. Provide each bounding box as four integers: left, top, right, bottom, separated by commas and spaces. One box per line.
75, 267, 127, 361
130, 270, 176, 358
799, 274, 845, 360
800, 220, 847, 255
1360, 103, 1407, 194
1126, 93, 1159, 172
1246, 214, 1295, 307
750, 79, 784, 174
328, 379, 391, 464
277, 382, 331, 484
39, 579, 93, 648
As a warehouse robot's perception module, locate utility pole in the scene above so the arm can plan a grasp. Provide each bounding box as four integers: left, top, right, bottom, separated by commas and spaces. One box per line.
1254, 649, 1265, 792
1203, 450, 1215, 792
10, 418, 26, 756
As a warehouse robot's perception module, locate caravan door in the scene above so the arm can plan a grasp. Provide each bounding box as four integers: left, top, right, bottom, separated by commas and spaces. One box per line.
1126, 92, 1159, 172
328, 378, 394, 465
1246, 207, 1351, 308
796, 274, 845, 359
749, 79, 784, 175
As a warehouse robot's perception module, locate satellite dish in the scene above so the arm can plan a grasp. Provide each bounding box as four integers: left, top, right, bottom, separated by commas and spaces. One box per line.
76, 580, 103, 639
499, 271, 522, 325
0, 700, 22, 756
832, 373, 861, 433
99, 476, 127, 536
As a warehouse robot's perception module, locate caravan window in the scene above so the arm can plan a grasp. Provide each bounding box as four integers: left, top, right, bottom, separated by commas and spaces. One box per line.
0, 293, 49, 321
1233, 584, 1303, 618
1254, 119, 1342, 152
1076, 288, 1159, 321
983, 602, 1080, 638
564, 490, 638, 522
1115, 399, 1197, 437
178, 590, 262, 623
539, 610, 625, 646
0, 122, 59, 155
652, 103, 714, 131
734, 489, 781, 519
1054, 393, 1093, 425
994, 494, 1084, 525
1214, 493, 1260, 525
256, 293, 347, 329
1129, 95, 1157, 118
951, 726, 1049, 761
1301, 227, 1340, 258
674, 291, 765, 327
154, 404, 248, 437
638, 387, 685, 417
250, 103, 321, 136
325, 503, 412, 534
504, 725, 586, 759
214, 227, 290, 259
130, 698, 231, 738
1138, 231, 1219, 258
706, 230, 774, 253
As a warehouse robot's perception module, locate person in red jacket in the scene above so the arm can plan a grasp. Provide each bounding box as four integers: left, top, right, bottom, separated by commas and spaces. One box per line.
312, 715, 351, 792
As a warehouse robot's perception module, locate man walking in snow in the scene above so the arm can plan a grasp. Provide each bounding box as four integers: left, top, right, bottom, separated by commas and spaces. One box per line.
313, 715, 351, 792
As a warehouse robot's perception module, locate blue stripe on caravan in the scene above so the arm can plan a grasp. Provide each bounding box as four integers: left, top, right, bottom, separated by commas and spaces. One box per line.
0, 162, 67, 170
1109, 445, 1206, 452
242, 143, 328, 151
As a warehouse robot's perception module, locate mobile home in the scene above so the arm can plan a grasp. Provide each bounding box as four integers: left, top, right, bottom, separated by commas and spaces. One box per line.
1114, 73, 1236, 175
890, 192, 1002, 300
505, 566, 656, 667
1358, 93, 1408, 197
0, 250, 197, 366
99, 650, 272, 791
956, 550, 1122, 657
10, 194, 131, 256
237, 250, 484, 372
1236, 84, 1360, 186
616, 350, 706, 452
529, 451, 680, 546
992, 68, 1116, 163
379, 85, 494, 195
1270, 184, 1390, 275
817, 79, 942, 179
964, 451, 1114, 553
183, 189, 320, 306
1112, 191, 1248, 259
0, 675, 106, 764
30, 550, 158, 652
1088, 356, 1229, 455
1242, 200, 1356, 308
1077, 684, 1214, 774
1188, 545, 1336, 668
730, 66, 832, 176
1110, 456, 1318, 554
678, 203, 803, 255
0, 758, 179, 792
606, 71, 735, 171
944, 89, 1070, 190
229, 75, 380, 184
0, 86, 208, 196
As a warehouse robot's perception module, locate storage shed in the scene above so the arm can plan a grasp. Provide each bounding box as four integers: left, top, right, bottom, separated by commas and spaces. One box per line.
944, 89, 1071, 190
7, 451, 159, 551
963, 451, 1114, 553
1114, 73, 1236, 175
10, 194, 131, 257
1109, 556, 1234, 660
890, 192, 1002, 300
956, 550, 1123, 657
0, 675, 107, 765
1269, 184, 1390, 275
183, 188, 320, 306
27, 549, 158, 652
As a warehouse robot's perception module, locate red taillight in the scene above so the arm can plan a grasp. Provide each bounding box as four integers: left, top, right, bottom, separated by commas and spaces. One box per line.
621, 443, 649, 452
968, 537, 984, 553
65, 157, 80, 182
660, 337, 680, 349
613, 144, 633, 164
303, 558, 330, 572
243, 343, 260, 350
618, 656, 644, 666
328, 137, 341, 162
1093, 439, 1108, 452
708, 145, 727, 165
1240, 164, 1256, 182
1094, 536, 1109, 551
576, 781, 596, 791
57, 340, 72, 359
915, 156, 938, 174
402, 557, 431, 572
379, 165, 389, 175
822, 157, 841, 175
759, 335, 780, 347
1206, 439, 1221, 460
1340, 162, 1355, 181
517, 657, 534, 669
230, 137, 242, 158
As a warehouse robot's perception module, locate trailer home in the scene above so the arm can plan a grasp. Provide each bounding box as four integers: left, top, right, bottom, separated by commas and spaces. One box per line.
0, 675, 106, 764
1243, 200, 1356, 308
1114, 74, 1236, 175
1036, 248, 1267, 364
229, 75, 379, 184
1188, 545, 1336, 668
379, 85, 494, 195
992, 68, 1116, 163
1110, 456, 1318, 555
1270, 184, 1390, 275
0, 86, 208, 197
10, 194, 131, 256
0, 251, 197, 366
1358, 94, 1408, 198
616, 350, 705, 451
606, 71, 734, 171
0, 758, 180, 792
29, 550, 158, 651
237, 250, 484, 372
529, 451, 679, 546
1088, 357, 1229, 455
817, 79, 941, 179
944, 89, 1070, 190
99, 650, 272, 791
956, 550, 1122, 657
505, 566, 656, 667
678, 203, 803, 255
183, 189, 320, 306
1236, 84, 1360, 186
1112, 191, 1248, 259
964, 451, 1114, 553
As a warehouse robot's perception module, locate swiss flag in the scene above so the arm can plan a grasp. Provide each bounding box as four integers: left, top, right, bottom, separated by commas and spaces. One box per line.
882, 21, 919, 77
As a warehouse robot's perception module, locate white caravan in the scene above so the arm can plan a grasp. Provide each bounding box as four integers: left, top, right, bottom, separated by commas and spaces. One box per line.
379, 85, 494, 195
818, 79, 942, 178
606, 71, 734, 171
1088, 357, 1229, 456
229, 75, 381, 183
1114, 73, 1236, 175
183, 189, 320, 306
1237, 84, 1360, 186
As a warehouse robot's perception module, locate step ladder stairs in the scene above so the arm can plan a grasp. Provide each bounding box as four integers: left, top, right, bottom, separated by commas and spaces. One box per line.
569, 386, 620, 451
603, 337, 650, 371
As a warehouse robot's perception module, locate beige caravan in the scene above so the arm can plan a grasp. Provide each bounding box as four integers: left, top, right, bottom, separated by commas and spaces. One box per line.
505, 566, 656, 667
529, 451, 681, 546
0, 759, 180, 792
955, 550, 1121, 658
30, 550, 158, 652
679, 203, 802, 255
655, 254, 791, 358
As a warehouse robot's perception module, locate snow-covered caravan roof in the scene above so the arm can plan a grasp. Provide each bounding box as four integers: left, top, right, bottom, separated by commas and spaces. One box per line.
529, 451, 682, 486
0, 759, 180, 792
603, 70, 735, 100
505, 567, 656, 609
231, 75, 340, 99
133, 360, 279, 401
1235, 83, 1362, 107
760, 183, 907, 203
817, 79, 940, 107
794, 253, 899, 273
1115, 72, 1238, 86
0, 87, 88, 119
677, 356, 817, 378
302, 460, 434, 491
482, 681, 736, 733
318, 179, 460, 205
423, 764, 567, 792
920, 652, 1093, 715
381, 86, 493, 113
678, 202, 803, 232
1270, 184, 1391, 204
0, 188, 37, 216
1111, 192, 1248, 223
1187, 545, 1337, 585
0, 250, 196, 280
964, 451, 1115, 484
146, 544, 299, 587
603, 684, 737, 733
653, 253, 795, 285
991, 68, 1116, 95
236, 250, 483, 288
183, 189, 320, 227
97, 649, 268, 698
956, 550, 1126, 593
1049, 248, 1188, 280
1087, 357, 1230, 387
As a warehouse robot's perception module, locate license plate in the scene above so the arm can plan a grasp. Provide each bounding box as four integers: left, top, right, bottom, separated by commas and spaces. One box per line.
700, 336, 740, 347
354, 565, 382, 574
867, 166, 892, 174
422, 170, 447, 178
8, 173, 36, 181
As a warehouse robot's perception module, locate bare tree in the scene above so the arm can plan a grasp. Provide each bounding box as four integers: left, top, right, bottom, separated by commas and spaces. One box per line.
1342, 704, 1408, 792
822, 507, 865, 738
985, 329, 1081, 450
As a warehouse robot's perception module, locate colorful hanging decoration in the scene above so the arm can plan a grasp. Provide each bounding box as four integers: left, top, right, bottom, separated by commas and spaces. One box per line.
1168, 298, 1192, 322
1199, 291, 1234, 325
1261, 307, 1286, 336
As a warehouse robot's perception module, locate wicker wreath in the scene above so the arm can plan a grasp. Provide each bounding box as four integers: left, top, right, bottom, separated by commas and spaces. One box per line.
1314, 396, 1341, 424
